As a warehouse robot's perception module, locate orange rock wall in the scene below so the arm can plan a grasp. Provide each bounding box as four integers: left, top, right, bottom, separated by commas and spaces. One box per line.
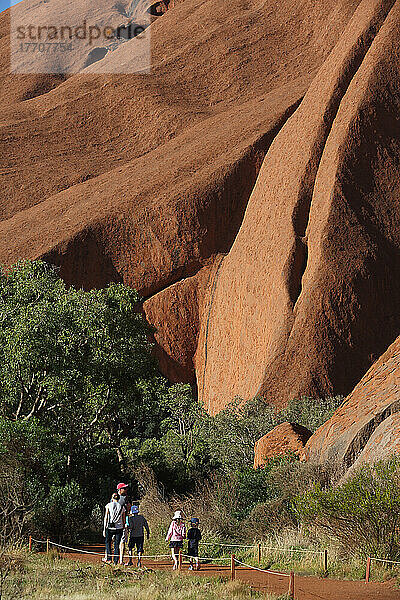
197, 0, 400, 411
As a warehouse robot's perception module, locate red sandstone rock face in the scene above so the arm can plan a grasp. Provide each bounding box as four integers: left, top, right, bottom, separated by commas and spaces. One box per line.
197, 0, 400, 412
2, 0, 400, 417
302, 334, 400, 469
254, 423, 312, 468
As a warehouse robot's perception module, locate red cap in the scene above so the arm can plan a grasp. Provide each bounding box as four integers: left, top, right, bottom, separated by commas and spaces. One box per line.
117, 482, 128, 490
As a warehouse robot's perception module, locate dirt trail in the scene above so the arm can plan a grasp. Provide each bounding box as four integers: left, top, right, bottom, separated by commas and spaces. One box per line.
57, 546, 400, 600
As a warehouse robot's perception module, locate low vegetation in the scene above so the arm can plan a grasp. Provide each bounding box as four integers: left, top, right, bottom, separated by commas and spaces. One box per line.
295, 457, 400, 560
132, 456, 400, 583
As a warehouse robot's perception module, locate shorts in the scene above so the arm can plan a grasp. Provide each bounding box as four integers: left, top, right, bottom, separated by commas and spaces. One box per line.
187, 545, 199, 557
129, 536, 144, 553
169, 541, 183, 549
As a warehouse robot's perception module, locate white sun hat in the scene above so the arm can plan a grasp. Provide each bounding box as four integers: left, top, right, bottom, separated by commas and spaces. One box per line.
172, 510, 183, 520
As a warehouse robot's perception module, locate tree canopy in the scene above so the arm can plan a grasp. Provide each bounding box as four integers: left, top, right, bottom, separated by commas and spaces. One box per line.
0, 261, 169, 460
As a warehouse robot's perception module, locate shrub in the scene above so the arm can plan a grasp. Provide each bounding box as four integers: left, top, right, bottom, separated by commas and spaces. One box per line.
34, 481, 90, 541
294, 457, 400, 559
195, 395, 344, 475
280, 395, 344, 433
209, 455, 298, 525
244, 499, 295, 538
242, 458, 337, 538
264, 457, 341, 498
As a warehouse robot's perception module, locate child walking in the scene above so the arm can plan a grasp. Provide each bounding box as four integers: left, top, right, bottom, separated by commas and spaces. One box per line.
165, 510, 186, 570
187, 517, 201, 570
126, 505, 150, 567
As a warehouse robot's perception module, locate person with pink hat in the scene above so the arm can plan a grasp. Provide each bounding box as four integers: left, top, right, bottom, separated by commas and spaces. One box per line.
117, 483, 131, 564
165, 510, 186, 570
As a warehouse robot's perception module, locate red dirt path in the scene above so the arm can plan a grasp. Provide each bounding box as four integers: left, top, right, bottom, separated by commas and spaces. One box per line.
58, 546, 400, 600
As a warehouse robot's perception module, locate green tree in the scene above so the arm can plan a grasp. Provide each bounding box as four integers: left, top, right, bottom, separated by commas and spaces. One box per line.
0, 260, 173, 539
0, 260, 167, 471
197, 397, 278, 473
132, 384, 218, 493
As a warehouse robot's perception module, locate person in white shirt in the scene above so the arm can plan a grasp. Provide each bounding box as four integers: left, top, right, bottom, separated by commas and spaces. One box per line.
103, 493, 126, 565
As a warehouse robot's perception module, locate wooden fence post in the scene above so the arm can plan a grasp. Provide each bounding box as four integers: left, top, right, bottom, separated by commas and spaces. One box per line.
28, 536, 32, 552
257, 542, 261, 565
178, 550, 182, 571
46, 539, 50, 554
324, 549, 328, 572
231, 554, 236, 581
288, 570, 295, 599
365, 557, 371, 583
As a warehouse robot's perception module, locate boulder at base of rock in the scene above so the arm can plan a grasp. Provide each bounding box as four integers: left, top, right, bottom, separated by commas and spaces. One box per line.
302, 334, 400, 469
345, 413, 400, 477
254, 423, 312, 468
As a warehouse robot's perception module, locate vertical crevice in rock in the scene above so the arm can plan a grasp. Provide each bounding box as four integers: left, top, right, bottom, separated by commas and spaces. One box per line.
287, 236, 308, 307
286, 0, 396, 309
199, 254, 225, 411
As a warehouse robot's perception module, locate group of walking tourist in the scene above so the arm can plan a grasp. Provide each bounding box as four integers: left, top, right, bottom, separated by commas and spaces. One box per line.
103, 483, 201, 569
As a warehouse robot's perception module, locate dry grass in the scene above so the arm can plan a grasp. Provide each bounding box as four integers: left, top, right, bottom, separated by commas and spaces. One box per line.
4, 551, 282, 600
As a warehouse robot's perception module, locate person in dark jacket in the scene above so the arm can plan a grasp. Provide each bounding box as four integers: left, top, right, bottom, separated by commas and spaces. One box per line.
187, 517, 201, 570
126, 505, 150, 567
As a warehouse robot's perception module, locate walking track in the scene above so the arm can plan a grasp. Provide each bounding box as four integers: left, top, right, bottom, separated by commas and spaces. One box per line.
58, 545, 400, 600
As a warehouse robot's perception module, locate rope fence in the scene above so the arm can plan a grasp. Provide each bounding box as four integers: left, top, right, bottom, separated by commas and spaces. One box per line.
365, 555, 400, 583
29, 537, 171, 559
29, 535, 327, 571
201, 542, 254, 549
233, 557, 289, 577
200, 540, 327, 570
231, 554, 294, 599
182, 554, 230, 562
371, 557, 400, 565
201, 541, 323, 553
